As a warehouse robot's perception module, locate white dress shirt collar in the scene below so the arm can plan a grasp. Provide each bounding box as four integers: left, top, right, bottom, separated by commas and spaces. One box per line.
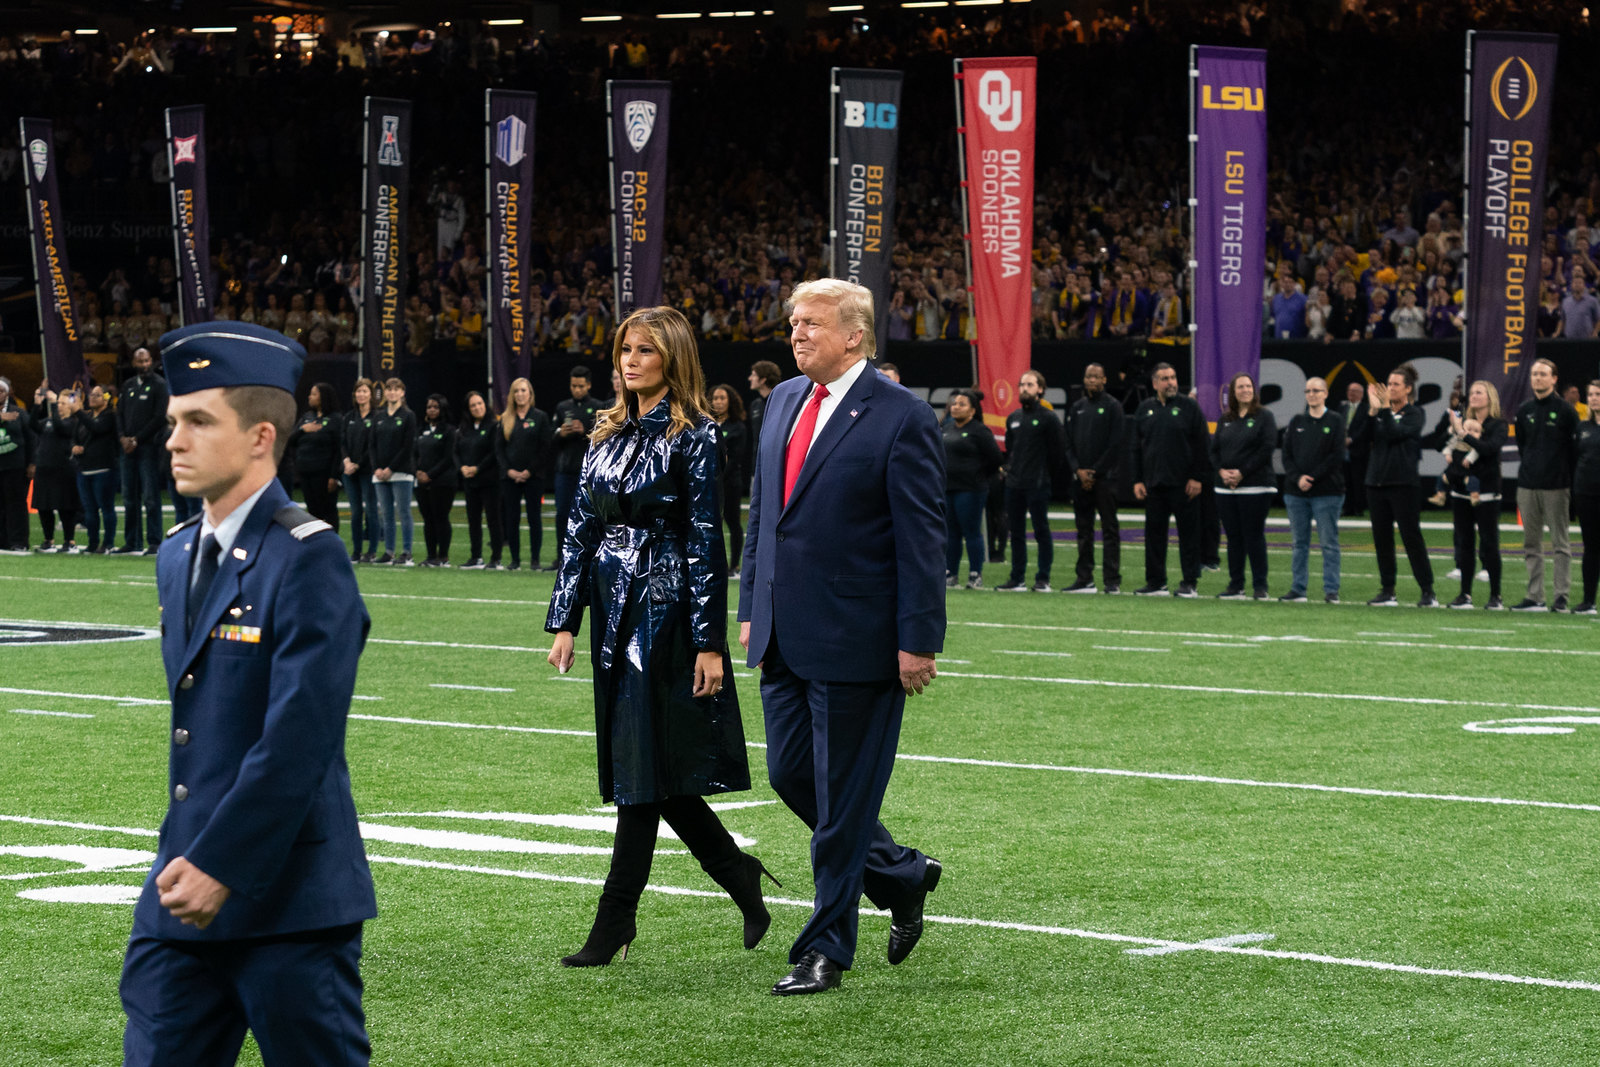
200, 478, 274, 560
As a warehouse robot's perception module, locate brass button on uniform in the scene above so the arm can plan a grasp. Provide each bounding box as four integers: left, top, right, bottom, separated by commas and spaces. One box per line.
179, 674, 195, 690
173, 728, 190, 745
174, 784, 189, 801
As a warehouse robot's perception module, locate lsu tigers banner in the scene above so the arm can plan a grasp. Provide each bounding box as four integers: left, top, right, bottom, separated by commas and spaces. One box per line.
607, 81, 671, 318
831, 68, 903, 350
19, 118, 88, 389
362, 97, 412, 377
486, 89, 537, 406
955, 57, 1035, 438
1190, 45, 1267, 423
165, 106, 213, 326
1465, 31, 1558, 415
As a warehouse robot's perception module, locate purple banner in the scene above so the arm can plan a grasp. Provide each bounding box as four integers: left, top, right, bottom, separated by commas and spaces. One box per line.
608, 81, 670, 317
487, 89, 537, 408
1465, 31, 1558, 415
19, 118, 88, 389
165, 106, 213, 326
1191, 46, 1267, 423
362, 97, 412, 378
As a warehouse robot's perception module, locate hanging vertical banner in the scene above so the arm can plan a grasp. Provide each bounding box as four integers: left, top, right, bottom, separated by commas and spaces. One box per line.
486, 89, 537, 406
1190, 45, 1267, 424
362, 97, 412, 378
607, 81, 670, 318
19, 118, 87, 389
165, 105, 213, 326
1464, 31, 1558, 415
831, 68, 903, 349
954, 57, 1035, 439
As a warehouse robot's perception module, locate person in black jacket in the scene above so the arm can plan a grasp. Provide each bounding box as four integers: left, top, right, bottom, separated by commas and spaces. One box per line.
457, 391, 504, 569
1211, 374, 1278, 599
1063, 363, 1124, 593
1512, 357, 1579, 611
746, 359, 781, 492
1440, 381, 1508, 609
415, 393, 459, 566
112, 347, 169, 554
341, 378, 379, 563
996, 370, 1066, 592
30, 384, 79, 551
1358, 362, 1436, 606
287, 382, 343, 531
497, 376, 553, 571
943, 389, 1003, 588
551, 366, 603, 569
369, 377, 419, 565
1129, 363, 1210, 596
709, 383, 749, 572
1572, 381, 1600, 614
72, 383, 121, 553
0, 376, 33, 550
1341, 381, 1370, 516
1279, 377, 1345, 602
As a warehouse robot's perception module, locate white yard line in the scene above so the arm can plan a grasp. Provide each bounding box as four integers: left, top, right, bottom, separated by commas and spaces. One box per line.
9, 709, 94, 719
429, 684, 515, 692
0, 686, 164, 706
349, 713, 592, 737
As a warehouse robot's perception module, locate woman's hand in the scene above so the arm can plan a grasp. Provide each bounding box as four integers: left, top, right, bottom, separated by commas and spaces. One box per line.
548, 631, 576, 674
1367, 382, 1385, 412
343, 458, 358, 476
416, 470, 430, 485
693, 650, 724, 699
375, 468, 391, 481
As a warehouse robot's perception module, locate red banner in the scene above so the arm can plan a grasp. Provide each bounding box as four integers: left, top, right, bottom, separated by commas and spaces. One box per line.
957, 57, 1036, 440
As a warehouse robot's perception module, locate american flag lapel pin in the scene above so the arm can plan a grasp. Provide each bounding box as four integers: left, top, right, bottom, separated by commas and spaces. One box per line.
850, 409, 859, 418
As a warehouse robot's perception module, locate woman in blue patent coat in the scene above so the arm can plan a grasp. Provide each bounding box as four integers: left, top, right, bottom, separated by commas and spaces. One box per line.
546, 305, 776, 968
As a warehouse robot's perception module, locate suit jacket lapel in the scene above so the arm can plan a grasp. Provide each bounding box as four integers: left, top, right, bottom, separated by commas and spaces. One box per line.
178, 483, 282, 670
783, 365, 875, 513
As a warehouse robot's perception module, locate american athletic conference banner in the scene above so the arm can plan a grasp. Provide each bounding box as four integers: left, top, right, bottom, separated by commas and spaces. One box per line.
486, 90, 537, 405
362, 97, 412, 377
608, 81, 670, 317
1191, 46, 1267, 424
831, 68, 902, 349
165, 106, 213, 325
19, 118, 87, 389
1465, 31, 1558, 414
955, 57, 1035, 438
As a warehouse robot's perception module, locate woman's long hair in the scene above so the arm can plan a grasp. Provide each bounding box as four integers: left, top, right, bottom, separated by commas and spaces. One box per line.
351, 377, 376, 416
462, 389, 496, 429
309, 381, 339, 414
710, 382, 746, 422
1223, 373, 1261, 421
1466, 379, 1502, 421
382, 376, 410, 413
593, 306, 709, 444
500, 377, 533, 440
425, 393, 451, 427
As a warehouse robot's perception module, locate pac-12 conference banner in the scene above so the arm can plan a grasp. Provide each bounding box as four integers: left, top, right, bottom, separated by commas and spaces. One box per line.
1465, 31, 1558, 415
165, 105, 213, 326
362, 97, 412, 377
19, 118, 88, 389
608, 81, 670, 318
487, 89, 537, 406
1190, 45, 1267, 423
955, 57, 1035, 438
831, 68, 902, 351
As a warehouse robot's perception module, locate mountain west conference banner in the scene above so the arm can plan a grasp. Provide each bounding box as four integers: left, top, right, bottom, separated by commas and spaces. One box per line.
1191, 46, 1267, 423
362, 97, 412, 377
955, 57, 1035, 437
608, 81, 670, 318
487, 90, 537, 404
165, 106, 213, 325
1465, 31, 1558, 415
831, 68, 902, 349
19, 118, 87, 388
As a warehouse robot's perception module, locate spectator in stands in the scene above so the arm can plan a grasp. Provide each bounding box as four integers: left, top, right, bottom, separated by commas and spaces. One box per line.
996, 370, 1065, 592
943, 388, 1001, 590
1513, 357, 1579, 612
1390, 287, 1426, 339
1443, 381, 1507, 610
1572, 381, 1600, 615
1211, 373, 1277, 600
1358, 363, 1436, 607
1063, 363, 1123, 595
1279, 377, 1344, 603
1560, 276, 1600, 338
287, 382, 342, 531
1270, 274, 1307, 339
1327, 278, 1367, 342
1130, 363, 1209, 597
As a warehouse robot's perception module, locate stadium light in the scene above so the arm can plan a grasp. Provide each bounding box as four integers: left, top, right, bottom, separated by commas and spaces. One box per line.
190, 26, 237, 33
487, 18, 524, 25
580, 15, 623, 21
902, 2, 949, 7
657, 11, 704, 17
829, 4, 866, 9
955, 0, 1003, 5
73, 28, 100, 34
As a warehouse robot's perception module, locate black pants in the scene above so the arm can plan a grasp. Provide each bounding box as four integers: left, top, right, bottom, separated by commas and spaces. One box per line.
301, 474, 340, 532
464, 482, 504, 562
1217, 492, 1271, 591
1452, 495, 1502, 598
502, 477, 543, 566
1369, 484, 1434, 592
722, 478, 745, 570
0, 466, 28, 549
1343, 454, 1369, 516
1072, 477, 1120, 585
39, 507, 79, 544
417, 482, 456, 562
1576, 492, 1600, 604
1199, 479, 1221, 566
1005, 485, 1053, 583
985, 471, 1008, 558
1144, 484, 1201, 586
599, 796, 744, 916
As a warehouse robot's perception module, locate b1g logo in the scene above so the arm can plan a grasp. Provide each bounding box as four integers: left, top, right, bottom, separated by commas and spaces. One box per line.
842, 100, 898, 130
1490, 55, 1538, 121
977, 70, 1023, 133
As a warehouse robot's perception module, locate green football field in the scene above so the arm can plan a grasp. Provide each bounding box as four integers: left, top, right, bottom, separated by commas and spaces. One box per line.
3, 506, 1599, 1065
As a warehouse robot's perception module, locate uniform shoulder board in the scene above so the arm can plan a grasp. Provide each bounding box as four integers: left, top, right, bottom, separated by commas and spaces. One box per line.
165, 514, 202, 538
272, 504, 333, 541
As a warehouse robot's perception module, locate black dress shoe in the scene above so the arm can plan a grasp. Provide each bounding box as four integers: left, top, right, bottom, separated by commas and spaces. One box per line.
887, 857, 942, 965
772, 950, 842, 996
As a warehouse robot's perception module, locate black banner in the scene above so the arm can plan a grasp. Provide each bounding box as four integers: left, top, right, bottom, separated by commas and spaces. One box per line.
363, 97, 412, 378
165, 105, 213, 326
608, 81, 670, 318
19, 118, 87, 389
486, 89, 537, 407
831, 68, 902, 348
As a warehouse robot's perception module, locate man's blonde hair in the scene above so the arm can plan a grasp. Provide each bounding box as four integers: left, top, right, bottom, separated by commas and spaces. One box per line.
788, 278, 876, 360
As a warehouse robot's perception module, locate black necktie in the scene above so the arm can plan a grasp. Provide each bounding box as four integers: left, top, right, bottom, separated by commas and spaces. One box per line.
188, 534, 220, 635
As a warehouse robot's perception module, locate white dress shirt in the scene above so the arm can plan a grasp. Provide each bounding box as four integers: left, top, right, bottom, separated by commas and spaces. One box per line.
198, 477, 275, 568
786, 357, 870, 451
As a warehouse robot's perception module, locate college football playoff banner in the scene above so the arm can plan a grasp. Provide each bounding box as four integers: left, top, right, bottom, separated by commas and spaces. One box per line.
607, 81, 670, 317
19, 118, 87, 389
487, 90, 537, 404
831, 68, 903, 349
165, 106, 213, 326
955, 57, 1035, 438
1465, 31, 1558, 414
1191, 46, 1267, 423
362, 97, 412, 377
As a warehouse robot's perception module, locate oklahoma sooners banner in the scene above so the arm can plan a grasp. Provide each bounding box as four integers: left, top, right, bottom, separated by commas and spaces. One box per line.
1191, 45, 1267, 423
19, 118, 87, 389
1465, 31, 1558, 415
831, 68, 902, 349
955, 57, 1035, 437
608, 81, 670, 317
487, 89, 537, 405
362, 97, 412, 377
165, 106, 213, 325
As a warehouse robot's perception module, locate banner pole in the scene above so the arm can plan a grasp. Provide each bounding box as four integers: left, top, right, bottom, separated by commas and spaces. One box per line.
357, 98, 370, 383
484, 89, 494, 397
605, 81, 619, 324
1460, 30, 1473, 375
952, 59, 977, 387
20, 118, 50, 385
829, 67, 840, 280
1187, 44, 1198, 392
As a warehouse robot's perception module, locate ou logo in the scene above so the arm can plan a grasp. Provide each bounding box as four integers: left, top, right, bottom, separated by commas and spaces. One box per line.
843, 100, 898, 130
978, 70, 1023, 132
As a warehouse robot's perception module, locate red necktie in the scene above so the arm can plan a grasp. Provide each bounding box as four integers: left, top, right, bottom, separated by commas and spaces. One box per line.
783, 383, 829, 506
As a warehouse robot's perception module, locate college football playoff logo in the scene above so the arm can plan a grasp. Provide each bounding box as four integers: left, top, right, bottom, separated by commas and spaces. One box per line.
1489, 55, 1538, 122
625, 100, 657, 152
378, 115, 404, 166
29, 139, 48, 181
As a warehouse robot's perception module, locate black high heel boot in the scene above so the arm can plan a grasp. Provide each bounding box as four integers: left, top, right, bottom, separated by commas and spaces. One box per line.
560, 904, 638, 967
661, 795, 783, 949
723, 853, 782, 950
562, 802, 659, 967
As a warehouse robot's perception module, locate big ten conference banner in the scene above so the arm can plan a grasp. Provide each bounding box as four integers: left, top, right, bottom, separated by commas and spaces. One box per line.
362, 97, 412, 377
487, 90, 537, 405
1465, 31, 1558, 415
1190, 45, 1267, 424
831, 68, 902, 349
19, 118, 87, 389
955, 57, 1035, 439
165, 106, 213, 325
608, 81, 670, 317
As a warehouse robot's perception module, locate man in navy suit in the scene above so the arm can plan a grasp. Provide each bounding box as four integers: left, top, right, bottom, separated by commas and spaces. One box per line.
120, 321, 376, 1066
738, 278, 947, 995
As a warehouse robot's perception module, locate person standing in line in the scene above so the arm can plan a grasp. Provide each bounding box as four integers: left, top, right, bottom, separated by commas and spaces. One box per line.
942, 388, 1002, 589
456, 390, 504, 570
73, 383, 121, 554
113, 347, 169, 554
1063, 362, 1124, 594
1211, 373, 1278, 600
29, 384, 79, 552
414, 394, 459, 567
0, 376, 33, 550
1358, 362, 1437, 607
368, 378, 418, 566
1512, 357, 1579, 612
709, 383, 749, 572
1444, 381, 1508, 610
1571, 380, 1600, 615
746, 359, 781, 490
341, 379, 379, 563
1340, 380, 1371, 517
286, 382, 342, 531
995, 369, 1065, 592
1278, 377, 1345, 603
497, 377, 553, 572
551, 365, 602, 571
1129, 363, 1210, 597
